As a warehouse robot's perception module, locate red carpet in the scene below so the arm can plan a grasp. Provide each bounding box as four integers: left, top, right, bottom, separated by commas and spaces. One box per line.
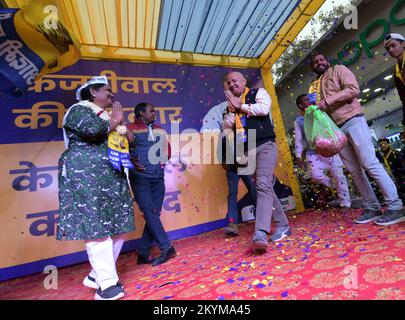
1, 209, 404, 300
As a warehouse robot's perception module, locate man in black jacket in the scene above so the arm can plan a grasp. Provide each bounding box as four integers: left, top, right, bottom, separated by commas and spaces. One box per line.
223, 71, 291, 254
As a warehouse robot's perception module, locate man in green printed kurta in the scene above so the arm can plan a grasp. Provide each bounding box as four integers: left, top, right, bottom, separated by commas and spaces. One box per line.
57, 76, 135, 300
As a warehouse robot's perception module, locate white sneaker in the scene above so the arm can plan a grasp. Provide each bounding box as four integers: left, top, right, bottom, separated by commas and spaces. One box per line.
83, 275, 98, 289
270, 226, 291, 242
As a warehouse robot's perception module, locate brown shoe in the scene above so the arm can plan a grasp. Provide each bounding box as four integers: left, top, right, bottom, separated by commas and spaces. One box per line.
224, 223, 239, 236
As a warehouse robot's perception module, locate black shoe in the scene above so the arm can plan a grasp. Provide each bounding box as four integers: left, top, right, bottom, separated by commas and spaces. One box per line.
95, 285, 125, 300
354, 209, 382, 224
152, 247, 176, 266
137, 254, 153, 265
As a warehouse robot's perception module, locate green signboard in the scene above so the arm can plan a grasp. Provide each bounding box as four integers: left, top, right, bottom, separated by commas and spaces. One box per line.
333, 0, 405, 66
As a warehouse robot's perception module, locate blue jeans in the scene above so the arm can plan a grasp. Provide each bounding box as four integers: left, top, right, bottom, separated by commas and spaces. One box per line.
226, 167, 257, 224
129, 175, 171, 256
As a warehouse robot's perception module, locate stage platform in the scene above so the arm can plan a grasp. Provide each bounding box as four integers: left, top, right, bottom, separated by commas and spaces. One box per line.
1, 209, 404, 300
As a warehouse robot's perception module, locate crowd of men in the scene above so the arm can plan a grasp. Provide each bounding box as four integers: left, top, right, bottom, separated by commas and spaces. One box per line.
57, 31, 405, 300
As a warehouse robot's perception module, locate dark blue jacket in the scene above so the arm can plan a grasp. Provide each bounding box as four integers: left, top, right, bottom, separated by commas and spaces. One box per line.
127, 119, 171, 179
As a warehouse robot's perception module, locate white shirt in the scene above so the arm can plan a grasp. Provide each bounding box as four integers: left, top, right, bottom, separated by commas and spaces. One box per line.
147, 123, 155, 142
223, 88, 272, 129
294, 115, 314, 158
200, 101, 228, 133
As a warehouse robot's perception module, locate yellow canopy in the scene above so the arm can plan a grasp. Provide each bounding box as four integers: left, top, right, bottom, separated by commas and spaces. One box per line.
4, 0, 325, 67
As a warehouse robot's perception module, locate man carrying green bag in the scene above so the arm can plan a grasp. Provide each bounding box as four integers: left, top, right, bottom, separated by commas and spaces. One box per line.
309, 52, 405, 226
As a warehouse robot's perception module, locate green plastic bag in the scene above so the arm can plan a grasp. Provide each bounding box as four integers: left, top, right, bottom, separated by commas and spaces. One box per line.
304, 105, 347, 158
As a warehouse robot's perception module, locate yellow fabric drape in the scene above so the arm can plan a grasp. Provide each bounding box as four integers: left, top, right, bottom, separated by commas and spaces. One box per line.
16, 0, 81, 78
396, 52, 405, 84
308, 75, 324, 105
235, 87, 250, 141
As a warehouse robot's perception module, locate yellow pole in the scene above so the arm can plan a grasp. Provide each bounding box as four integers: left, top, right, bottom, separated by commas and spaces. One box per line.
261, 68, 305, 213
